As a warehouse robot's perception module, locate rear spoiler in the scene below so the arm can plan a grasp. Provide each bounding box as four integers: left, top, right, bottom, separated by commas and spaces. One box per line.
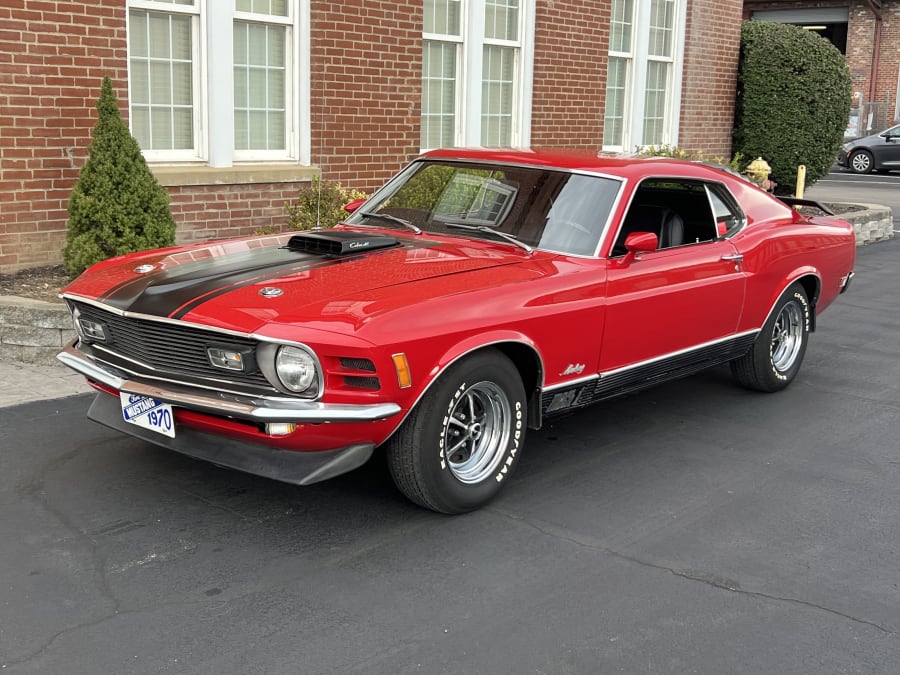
776, 197, 834, 216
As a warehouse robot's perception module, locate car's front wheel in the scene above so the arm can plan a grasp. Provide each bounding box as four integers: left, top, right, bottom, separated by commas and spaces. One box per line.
386, 349, 526, 514
731, 283, 810, 392
848, 149, 874, 174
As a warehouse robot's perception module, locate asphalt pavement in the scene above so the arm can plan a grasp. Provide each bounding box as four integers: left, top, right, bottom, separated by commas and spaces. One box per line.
1, 238, 899, 674
808, 167, 900, 222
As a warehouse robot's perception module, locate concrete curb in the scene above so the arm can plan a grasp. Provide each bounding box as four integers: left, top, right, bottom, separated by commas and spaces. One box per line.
1, 203, 894, 367
829, 202, 895, 246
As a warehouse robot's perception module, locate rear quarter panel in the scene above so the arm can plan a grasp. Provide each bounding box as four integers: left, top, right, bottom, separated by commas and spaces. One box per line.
729, 182, 855, 329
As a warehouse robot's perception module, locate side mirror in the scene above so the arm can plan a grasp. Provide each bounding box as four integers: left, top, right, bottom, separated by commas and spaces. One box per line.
619, 231, 658, 264
343, 197, 366, 213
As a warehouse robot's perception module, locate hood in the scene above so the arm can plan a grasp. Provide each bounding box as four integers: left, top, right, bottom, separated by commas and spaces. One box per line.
63, 229, 527, 334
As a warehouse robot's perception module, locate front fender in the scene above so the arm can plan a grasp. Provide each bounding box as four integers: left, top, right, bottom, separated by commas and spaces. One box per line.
384, 331, 545, 443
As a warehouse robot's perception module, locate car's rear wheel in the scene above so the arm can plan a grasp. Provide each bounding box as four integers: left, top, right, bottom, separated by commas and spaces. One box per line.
386, 349, 526, 514
848, 149, 874, 174
731, 283, 810, 393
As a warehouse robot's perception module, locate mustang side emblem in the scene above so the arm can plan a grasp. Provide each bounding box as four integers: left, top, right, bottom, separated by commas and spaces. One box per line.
561, 363, 586, 376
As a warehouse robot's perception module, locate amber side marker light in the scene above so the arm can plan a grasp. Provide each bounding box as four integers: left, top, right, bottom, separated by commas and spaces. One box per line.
392, 353, 412, 388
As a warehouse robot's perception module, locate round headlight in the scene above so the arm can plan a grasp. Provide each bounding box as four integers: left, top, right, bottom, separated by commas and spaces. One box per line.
275, 345, 318, 394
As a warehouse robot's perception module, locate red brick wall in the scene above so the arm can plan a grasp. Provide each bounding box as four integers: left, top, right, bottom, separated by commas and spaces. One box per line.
309, 0, 423, 193
0, 0, 127, 273
849, 0, 900, 124
530, 1, 609, 149
678, 0, 744, 157
167, 183, 308, 245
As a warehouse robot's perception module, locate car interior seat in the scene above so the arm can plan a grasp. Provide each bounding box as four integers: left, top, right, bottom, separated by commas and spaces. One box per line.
658, 209, 685, 249
614, 204, 685, 254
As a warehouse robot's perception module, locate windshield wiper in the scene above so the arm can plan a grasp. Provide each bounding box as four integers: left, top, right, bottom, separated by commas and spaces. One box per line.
445, 223, 534, 254
357, 211, 421, 234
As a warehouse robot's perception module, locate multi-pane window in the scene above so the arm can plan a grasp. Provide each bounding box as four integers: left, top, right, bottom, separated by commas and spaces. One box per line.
603, 0, 633, 147
603, 0, 683, 152
481, 0, 519, 146
422, 0, 462, 149
128, 0, 199, 157
421, 0, 533, 150
643, 0, 675, 144
234, 0, 291, 155
126, 0, 307, 164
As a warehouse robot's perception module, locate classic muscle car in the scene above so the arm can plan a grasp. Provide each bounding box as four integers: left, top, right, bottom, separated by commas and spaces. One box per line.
58, 149, 856, 513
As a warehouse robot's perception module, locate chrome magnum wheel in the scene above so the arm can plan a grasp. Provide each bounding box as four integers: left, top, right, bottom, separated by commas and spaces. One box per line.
770, 300, 805, 373
387, 349, 526, 514
731, 282, 810, 392
443, 381, 512, 484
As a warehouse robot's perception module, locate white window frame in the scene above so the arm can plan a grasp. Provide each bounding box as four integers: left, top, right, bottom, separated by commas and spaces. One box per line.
232, 4, 298, 162
422, 0, 465, 148
602, 0, 686, 153
421, 0, 535, 151
125, 0, 310, 166
126, 0, 206, 163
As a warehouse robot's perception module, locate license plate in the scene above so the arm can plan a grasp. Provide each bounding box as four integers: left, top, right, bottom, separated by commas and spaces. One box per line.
120, 393, 175, 438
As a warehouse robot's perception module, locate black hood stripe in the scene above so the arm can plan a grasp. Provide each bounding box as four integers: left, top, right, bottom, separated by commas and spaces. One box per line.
98, 239, 434, 318
168, 255, 360, 319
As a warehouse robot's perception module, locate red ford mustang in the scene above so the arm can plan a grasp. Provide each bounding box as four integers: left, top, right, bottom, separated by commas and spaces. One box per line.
58, 149, 856, 513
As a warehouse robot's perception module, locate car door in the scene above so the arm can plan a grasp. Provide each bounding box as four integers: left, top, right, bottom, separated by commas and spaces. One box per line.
877, 126, 900, 168
599, 180, 747, 373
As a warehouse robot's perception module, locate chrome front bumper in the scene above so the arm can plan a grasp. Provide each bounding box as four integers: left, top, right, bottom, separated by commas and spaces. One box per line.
57, 341, 402, 424
86, 392, 376, 486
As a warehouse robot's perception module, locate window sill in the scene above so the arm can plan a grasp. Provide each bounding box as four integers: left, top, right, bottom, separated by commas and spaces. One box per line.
150, 164, 320, 188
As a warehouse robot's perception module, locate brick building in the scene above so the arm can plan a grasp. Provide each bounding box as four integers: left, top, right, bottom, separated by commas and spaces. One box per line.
1, 0, 744, 274
743, 1, 900, 136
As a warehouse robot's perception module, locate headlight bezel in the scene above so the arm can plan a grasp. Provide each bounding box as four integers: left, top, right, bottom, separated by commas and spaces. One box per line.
257, 341, 323, 398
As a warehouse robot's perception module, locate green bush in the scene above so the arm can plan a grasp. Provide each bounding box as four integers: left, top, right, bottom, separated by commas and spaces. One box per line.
284, 176, 368, 231
734, 21, 851, 192
64, 77, 176, 277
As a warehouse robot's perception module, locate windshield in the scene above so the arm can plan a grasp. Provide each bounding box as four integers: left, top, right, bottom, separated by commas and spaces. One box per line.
346, 160, 622, 256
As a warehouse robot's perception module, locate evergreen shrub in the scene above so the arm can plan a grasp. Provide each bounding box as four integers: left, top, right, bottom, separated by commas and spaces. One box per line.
734, 21, 851, 192
64, 77, 176, 277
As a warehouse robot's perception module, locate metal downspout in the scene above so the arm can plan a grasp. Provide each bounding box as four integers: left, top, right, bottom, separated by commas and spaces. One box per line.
864, 0, 884, 104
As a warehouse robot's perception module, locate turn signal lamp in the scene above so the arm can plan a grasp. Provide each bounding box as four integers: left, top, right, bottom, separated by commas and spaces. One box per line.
392, 353, 412, 388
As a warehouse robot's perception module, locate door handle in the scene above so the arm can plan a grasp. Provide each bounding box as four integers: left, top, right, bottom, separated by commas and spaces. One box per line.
721, 254, 744, 262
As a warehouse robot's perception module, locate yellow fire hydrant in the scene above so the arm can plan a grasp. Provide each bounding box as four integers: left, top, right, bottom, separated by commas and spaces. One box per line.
745, 157, 772, 190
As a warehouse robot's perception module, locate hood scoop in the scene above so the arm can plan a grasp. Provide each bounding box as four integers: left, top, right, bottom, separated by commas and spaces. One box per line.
286, 231, 400, 256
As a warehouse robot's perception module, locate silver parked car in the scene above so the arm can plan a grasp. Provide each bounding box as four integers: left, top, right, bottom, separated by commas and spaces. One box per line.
838, 124, 900, 174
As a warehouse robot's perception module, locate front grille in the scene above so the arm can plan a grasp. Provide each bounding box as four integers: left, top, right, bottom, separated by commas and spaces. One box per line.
72, 301, 275, 392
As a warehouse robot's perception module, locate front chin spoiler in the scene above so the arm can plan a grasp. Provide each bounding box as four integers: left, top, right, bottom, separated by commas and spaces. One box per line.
87, 392, 375, 486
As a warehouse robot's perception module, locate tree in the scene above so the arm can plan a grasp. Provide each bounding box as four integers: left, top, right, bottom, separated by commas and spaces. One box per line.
64, 77, 176, 276
733, 21, 851, 193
